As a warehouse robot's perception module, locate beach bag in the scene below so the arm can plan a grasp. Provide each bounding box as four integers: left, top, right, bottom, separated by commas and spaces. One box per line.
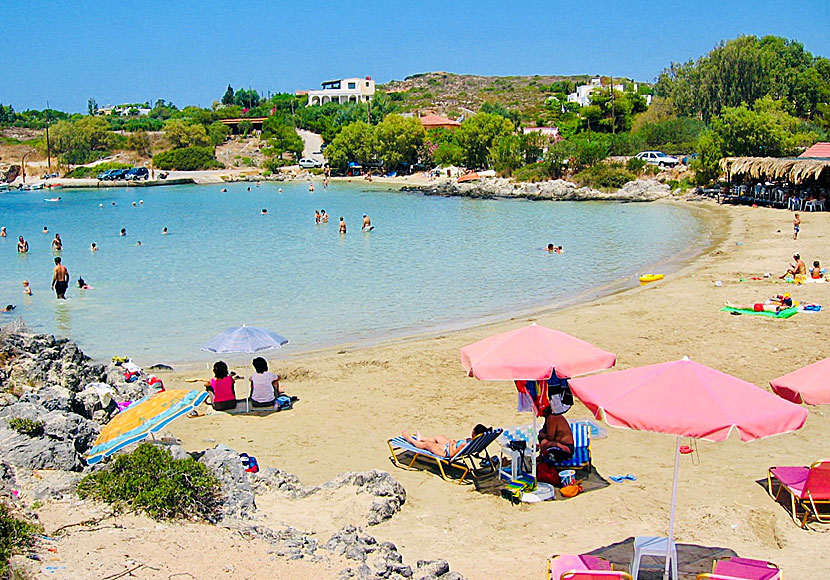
536, 461, 561, 486
276, 394, 292, 411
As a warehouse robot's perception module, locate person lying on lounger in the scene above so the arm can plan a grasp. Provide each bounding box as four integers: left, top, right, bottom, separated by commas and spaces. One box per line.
401, 424, 490, 458
725, 301, 785, 313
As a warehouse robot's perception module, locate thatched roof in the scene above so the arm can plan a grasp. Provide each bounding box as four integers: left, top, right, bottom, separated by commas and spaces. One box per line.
720, 157, 830, 184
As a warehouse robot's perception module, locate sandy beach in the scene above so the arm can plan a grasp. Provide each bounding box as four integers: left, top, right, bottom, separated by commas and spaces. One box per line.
24, 199, 830, 579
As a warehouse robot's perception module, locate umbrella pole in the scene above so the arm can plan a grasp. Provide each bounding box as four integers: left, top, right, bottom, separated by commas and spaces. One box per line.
532, 413, 537, 489
664, 435, 681, 580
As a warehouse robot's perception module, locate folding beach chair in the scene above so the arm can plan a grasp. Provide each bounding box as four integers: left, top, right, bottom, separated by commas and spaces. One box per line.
767, 460, 830, 527
387, 429, 503, 484
551, 422, 592, 472
560, 572, 632, 580
696, 556, 780, 580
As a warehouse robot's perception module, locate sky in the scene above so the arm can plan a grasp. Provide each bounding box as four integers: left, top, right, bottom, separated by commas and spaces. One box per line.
2, 0, 828, 113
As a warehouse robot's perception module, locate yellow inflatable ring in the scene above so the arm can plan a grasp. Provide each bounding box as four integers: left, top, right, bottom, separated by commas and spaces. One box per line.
639, 274, 665, 284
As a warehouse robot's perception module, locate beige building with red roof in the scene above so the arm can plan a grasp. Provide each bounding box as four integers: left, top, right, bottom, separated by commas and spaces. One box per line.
419, 114, 461, 131
800, 142, 830, 158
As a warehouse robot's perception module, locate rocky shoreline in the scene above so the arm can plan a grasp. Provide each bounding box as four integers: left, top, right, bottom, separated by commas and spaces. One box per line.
0, 330, 464, 580
404, 177, 673, 202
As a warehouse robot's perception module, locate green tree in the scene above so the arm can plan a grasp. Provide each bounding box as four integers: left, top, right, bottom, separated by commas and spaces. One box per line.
489, 134, 524, 175
261, 117, 304, 165
234, 88, 260, 109
324, 121, 377, 168
126, 130, 151, 156
163, 119, 210, 148
374, 114, 424, 170
480, 101, 521, 127
49, 116, 116, 164
222, 85, 235, 106
454, 113, 515, 169
87, 98, 98, 116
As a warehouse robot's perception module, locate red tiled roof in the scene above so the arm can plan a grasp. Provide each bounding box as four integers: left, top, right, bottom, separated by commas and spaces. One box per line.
419, 114, 460, 127
800, 142, 830, 158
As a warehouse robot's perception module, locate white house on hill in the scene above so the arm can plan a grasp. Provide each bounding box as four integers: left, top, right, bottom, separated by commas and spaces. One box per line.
306, 77, 375, 106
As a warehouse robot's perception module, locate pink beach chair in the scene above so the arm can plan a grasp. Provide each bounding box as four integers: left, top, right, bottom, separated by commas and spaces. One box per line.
767, 460, 830, 527
547, 555, 631, 580
696, 557, 780, 580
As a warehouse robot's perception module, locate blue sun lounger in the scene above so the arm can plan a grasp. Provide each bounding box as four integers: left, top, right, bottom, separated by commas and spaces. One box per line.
388, 429, 503, 484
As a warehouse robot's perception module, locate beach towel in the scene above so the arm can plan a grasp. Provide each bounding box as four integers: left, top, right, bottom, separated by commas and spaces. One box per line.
515, 380, 549, 416
721, 306, 799, 319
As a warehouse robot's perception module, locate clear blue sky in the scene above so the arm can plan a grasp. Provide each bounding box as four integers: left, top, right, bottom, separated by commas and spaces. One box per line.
2, 0, 828, 112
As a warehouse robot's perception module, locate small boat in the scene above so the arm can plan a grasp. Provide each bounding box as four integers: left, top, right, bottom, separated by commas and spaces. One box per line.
457, 172, 480, 183
639, 274, 665, 284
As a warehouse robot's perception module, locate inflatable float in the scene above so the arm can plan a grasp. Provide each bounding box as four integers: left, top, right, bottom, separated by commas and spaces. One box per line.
639, 274, 664, 284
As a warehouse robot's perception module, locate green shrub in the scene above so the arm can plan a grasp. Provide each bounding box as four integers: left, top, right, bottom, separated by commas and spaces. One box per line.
513, 163, 552, 182
76, 443, 222, 522
7, 417, 44, 437
574, 162, 635, 190
152, 147, 223, 171
64, 162, 131, 178
625, 157, 647, 174
0, 502, 41, 577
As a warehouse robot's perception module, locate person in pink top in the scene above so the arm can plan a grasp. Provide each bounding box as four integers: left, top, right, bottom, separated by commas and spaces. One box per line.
206, 361, 237, 411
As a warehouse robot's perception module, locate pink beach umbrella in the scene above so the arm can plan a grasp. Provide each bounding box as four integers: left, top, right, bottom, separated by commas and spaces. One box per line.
460, 323, 617, 381
460, 323, 616, 484
770, 356, 830, 405
569, 357, 807, 580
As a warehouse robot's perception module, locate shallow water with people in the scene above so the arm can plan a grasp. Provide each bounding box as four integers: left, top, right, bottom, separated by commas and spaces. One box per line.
0, 181, 708, 364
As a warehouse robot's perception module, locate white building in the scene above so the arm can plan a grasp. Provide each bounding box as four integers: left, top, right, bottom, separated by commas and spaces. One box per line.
96, 105, 151, 116
567, 77, 626, 107
522, 126, 559, 139
306, 77, 375, 106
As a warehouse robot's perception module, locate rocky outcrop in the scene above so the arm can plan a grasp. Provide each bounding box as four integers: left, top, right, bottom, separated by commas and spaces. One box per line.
197, 445, 257, 520
407, 177, 671, 202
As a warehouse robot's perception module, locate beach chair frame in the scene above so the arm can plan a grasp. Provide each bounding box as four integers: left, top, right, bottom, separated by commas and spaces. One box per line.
387, 429, 503, 485
696, 556, 780, 579
546, 556, 629, 580
767, 460, 830, 527
551, 422, 592, 473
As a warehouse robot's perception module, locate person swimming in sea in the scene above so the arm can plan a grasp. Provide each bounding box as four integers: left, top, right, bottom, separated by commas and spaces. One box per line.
321, 209, 329, 223
120, 228, 127, 236
546, 243, 555, 253
339, 217, 346, 234
162, 227, 168, 235
261, 208, 268, 215
362, 214, 373, 231
315, 210, 321, 224
77, 276, 92, 290
90, 243, 98, 253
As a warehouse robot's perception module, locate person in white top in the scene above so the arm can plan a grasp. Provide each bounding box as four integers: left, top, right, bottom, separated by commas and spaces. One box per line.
249, 357, 282, 407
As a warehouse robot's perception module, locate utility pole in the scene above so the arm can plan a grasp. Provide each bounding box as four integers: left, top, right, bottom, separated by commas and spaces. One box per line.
45, 100, 52, 173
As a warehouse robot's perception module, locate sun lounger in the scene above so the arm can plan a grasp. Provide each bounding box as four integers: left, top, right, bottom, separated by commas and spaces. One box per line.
387, 429, 503, 484
547, 555, 626, 580
553, 421, 592, 472
767, 460, 830, 527
696, 557, 780, 580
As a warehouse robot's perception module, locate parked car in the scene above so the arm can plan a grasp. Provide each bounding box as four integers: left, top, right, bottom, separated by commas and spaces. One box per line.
299, 157, 323, 169
125, 167, 150, 181
97, 169, 120, 180
634, 151, 680, 168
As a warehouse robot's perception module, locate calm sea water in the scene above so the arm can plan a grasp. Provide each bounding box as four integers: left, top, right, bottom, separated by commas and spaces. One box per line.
0, 182, 707, 365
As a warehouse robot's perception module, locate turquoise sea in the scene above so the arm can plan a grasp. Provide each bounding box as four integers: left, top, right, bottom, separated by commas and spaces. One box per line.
0, 182, 709, 365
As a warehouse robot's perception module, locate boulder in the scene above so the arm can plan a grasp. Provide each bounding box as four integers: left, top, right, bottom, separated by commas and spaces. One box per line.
198, 445, 256, 520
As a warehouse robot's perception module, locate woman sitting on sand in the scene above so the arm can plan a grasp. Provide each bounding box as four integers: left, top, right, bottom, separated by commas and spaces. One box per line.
249, 357, 283, 408
205, 361, 237, 411
401, 424, 490, 458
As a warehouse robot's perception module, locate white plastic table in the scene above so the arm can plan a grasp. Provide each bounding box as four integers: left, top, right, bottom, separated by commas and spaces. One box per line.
630, 536, 677, 580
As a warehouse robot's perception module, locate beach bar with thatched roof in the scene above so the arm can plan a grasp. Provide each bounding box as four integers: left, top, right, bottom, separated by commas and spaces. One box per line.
718, 155, 830, 210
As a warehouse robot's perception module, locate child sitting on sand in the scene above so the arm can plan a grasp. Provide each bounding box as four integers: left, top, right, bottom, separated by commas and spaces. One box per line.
401, 424, 490, 458
205, 361, 237, 411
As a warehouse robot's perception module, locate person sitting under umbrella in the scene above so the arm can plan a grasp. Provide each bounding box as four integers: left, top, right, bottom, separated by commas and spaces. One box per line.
249, 357, 284, 407
205, 361, 237, 411
539, 404, 574, 461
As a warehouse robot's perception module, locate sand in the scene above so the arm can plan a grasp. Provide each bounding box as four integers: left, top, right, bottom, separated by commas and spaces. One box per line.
26, 200, 830, 579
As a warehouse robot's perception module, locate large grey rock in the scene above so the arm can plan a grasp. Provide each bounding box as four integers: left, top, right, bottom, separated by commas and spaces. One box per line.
312, 470, 406, 525
326, 526, 415, 579
198, 445, 256, 519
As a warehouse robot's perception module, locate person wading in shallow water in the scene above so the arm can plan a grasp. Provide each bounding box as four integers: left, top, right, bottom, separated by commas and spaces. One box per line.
51, 256, 69, 299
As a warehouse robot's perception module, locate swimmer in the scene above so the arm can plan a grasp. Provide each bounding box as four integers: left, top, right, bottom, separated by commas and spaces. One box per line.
77, 276, 91, 290
339, 216, 346, 234
51, 234, 62, 251
309, 182, 315, 192
42, 226, 48, 234
112, 202, 116, 206
546, 243, 555, 253
99, 203, 103, 208
162, 227, 168, 235
321, 210, 329, 223
556, 245, 564, 254
256, 181, 260, 187
139, 200, 144, 205
90, 243, 98, 253
22, 280, 31, 296
362, 214, 373, 231
315, 210, 321, 223
278, 188, 283, 193
221, 188, 227, 193
132, 201, 137, 207
0, 227, 6, 237
136, 240, 142, 246
17, 236, 28, 253
120, 228, 126, 236
261, 209, 268, 215
247, 187, 251, 191
1, 305, 14, 313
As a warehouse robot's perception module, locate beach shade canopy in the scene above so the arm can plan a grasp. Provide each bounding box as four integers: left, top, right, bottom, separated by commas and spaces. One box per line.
201, 325, 289, 354
85, 390, 208, 465
569, 357, 807, 580
460, 323, 616, 381
770, 357, 830, 405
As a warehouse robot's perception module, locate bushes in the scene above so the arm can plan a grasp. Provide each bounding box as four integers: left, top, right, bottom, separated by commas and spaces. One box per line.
574, 162, 636, 190
513, 163, 552, 182
76, 443, 222, 522
0, 502, 41, 577
7, 417, 44, 437
64, 162, 130, 178
625, 157, 647, 174
152, 147, 223, 171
